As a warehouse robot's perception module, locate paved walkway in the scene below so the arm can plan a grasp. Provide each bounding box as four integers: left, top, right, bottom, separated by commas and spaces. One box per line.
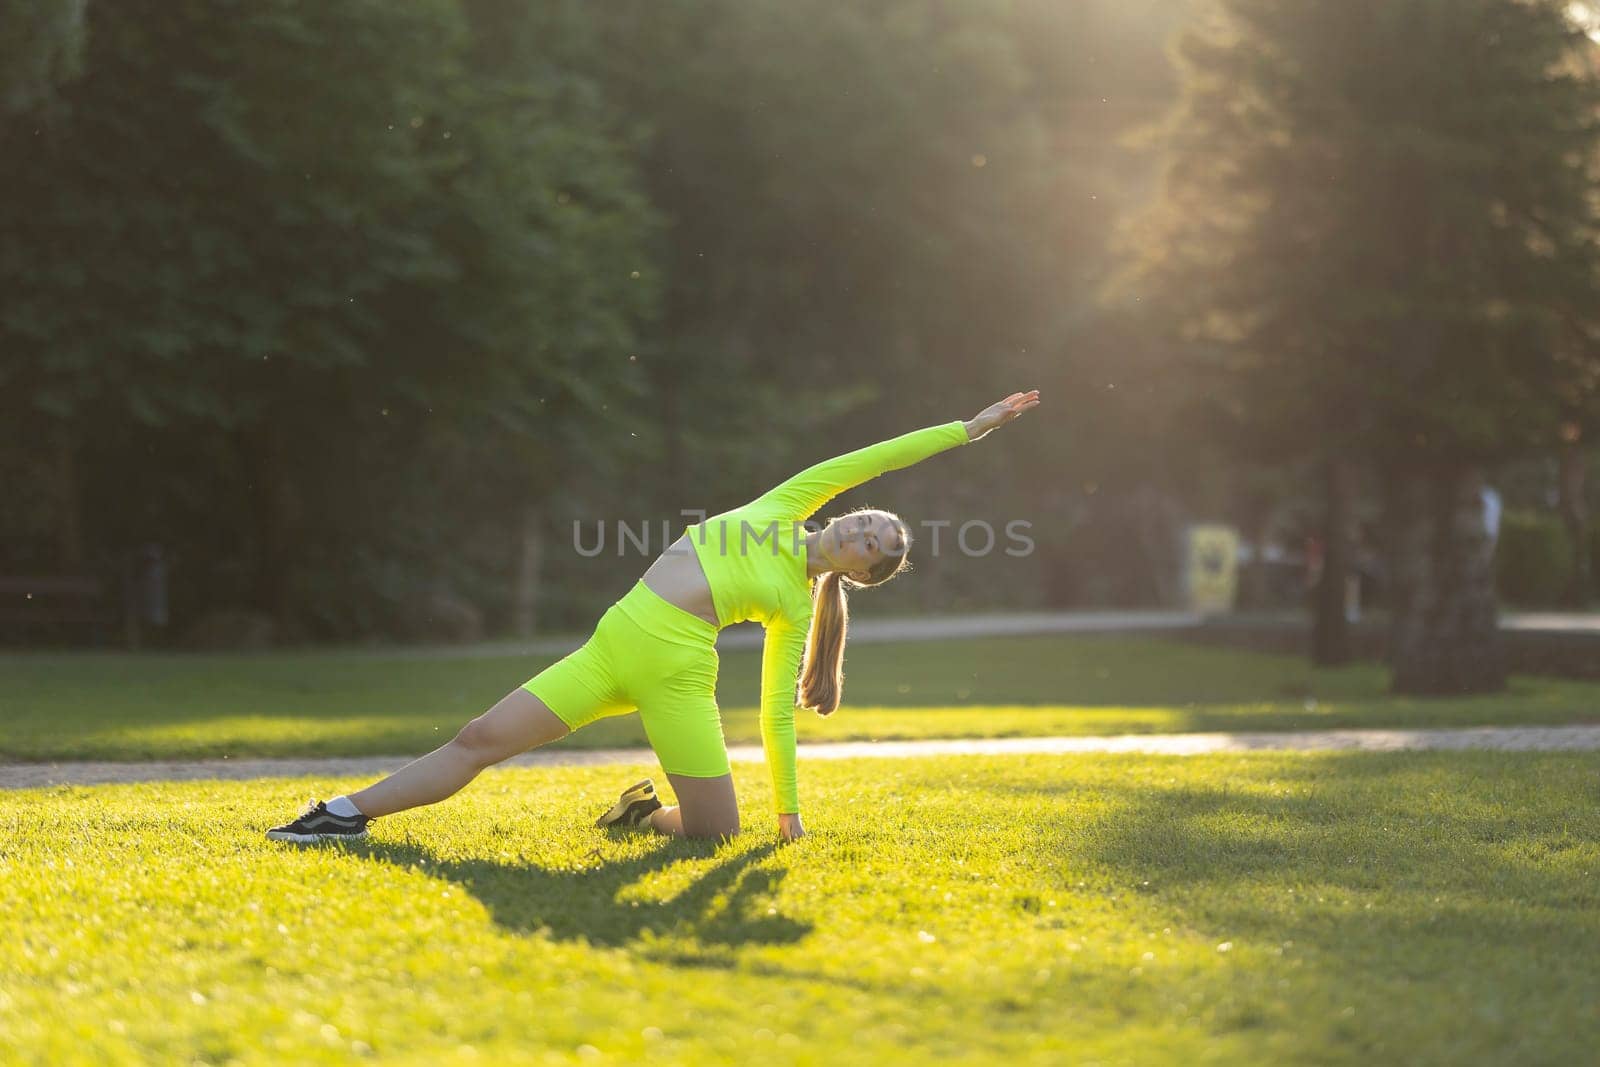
6, 610, 1594, 663
254, 609, 1600, 659
5, 724, 1598, 790
312, 610, 1209, 659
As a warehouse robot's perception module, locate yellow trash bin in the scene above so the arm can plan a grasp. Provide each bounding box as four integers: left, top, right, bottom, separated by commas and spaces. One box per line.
1186, 524, 1239, 615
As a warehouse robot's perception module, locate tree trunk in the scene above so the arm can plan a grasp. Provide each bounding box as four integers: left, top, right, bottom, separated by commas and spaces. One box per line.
1311, 457, 1356, 666
511, 503, 545, 638
244, 429, 300, 632
1557, 435, 1589, 607
54, 429, 83, 572
1390, 461, 1506, 695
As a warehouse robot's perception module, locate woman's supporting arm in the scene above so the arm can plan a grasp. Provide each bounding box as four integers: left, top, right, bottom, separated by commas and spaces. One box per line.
758, 615, 810, 817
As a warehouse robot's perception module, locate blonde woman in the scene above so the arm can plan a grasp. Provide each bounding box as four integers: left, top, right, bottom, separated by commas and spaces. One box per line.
268, 391, 1040, 845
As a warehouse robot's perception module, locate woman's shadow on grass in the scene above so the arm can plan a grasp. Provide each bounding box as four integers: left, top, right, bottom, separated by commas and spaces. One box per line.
346, 834, 810, 949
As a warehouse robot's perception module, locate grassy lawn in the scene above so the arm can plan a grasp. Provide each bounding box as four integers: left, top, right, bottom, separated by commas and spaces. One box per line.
2, 751, 1596, 1064
3, 635, 1599, 762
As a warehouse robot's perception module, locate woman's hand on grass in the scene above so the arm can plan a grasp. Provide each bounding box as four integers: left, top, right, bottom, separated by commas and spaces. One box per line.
777, 812, 805, 842
964, 390, 1041, 441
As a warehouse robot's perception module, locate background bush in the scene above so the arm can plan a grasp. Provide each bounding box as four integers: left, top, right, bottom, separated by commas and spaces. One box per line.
1496, 510, 1573, 607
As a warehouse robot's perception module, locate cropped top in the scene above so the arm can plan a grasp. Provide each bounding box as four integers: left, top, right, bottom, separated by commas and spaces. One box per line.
683, 419, 972, 813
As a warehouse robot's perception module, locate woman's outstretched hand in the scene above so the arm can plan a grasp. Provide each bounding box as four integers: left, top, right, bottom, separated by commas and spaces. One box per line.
964, 390, 1041, 441
777, 812, 806, 843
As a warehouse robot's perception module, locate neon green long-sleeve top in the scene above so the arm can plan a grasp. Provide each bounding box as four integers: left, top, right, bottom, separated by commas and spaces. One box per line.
684, 419, 972, 814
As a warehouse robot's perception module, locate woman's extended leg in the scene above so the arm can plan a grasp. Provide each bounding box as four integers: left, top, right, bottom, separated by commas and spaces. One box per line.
648, 772, 740, 840
346, 688, 571, 818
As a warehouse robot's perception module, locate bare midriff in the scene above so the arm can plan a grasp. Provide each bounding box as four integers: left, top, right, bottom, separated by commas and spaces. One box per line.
640, 534, 721, 628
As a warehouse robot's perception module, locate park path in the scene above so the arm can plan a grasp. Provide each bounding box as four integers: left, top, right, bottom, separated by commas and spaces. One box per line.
6, 610, 1592, 662
291, 610, 1208, 660
356, 609, 1600, 658
4, 724, 1598, 790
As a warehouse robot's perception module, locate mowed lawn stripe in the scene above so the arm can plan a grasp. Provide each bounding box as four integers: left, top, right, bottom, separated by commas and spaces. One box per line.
2, 751, 1596, 1065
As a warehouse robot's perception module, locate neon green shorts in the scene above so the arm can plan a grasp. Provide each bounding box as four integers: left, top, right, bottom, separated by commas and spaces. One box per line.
522, 580, 729, 779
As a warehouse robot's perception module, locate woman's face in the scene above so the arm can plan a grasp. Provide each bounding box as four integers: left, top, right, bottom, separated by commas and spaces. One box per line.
826, 510, 904, 580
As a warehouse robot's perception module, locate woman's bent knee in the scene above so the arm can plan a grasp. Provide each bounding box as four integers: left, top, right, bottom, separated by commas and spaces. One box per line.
666, 772, 740, 840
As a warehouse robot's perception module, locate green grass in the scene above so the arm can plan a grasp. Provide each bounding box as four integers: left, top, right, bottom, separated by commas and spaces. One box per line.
2, 752, 1596, 1064
4, 636, 1599, 762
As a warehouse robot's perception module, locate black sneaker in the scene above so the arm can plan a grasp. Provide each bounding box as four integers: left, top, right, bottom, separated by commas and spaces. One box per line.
595, 778, 663, 829
266, 799, 371, 844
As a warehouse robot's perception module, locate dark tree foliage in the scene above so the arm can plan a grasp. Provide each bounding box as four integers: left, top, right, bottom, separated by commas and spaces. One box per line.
0, 0, 655, 638
0, 0, 1192, 644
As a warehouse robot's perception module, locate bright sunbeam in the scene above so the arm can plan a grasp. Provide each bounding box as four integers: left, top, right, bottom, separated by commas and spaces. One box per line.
1572, 2, 1600, 42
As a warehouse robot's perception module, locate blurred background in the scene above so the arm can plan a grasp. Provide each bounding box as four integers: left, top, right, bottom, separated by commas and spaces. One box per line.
3, 0, 1598, 696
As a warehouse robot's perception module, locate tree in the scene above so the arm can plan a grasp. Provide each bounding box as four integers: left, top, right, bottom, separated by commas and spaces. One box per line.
1124, 0, 1600, 691
0, 0, 656, 636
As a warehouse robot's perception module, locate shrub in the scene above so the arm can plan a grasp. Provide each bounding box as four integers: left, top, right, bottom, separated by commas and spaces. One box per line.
1495, 509, 1572, 607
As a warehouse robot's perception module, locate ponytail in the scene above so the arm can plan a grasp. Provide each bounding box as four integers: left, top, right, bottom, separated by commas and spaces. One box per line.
798, 571, 849, 716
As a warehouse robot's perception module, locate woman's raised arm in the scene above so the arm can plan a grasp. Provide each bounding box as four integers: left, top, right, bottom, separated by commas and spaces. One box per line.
748, 420, 971, 522
748, 391, 1039, 522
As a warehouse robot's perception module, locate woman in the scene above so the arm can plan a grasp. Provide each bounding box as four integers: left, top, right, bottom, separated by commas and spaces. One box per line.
267, 390, 1040, 845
